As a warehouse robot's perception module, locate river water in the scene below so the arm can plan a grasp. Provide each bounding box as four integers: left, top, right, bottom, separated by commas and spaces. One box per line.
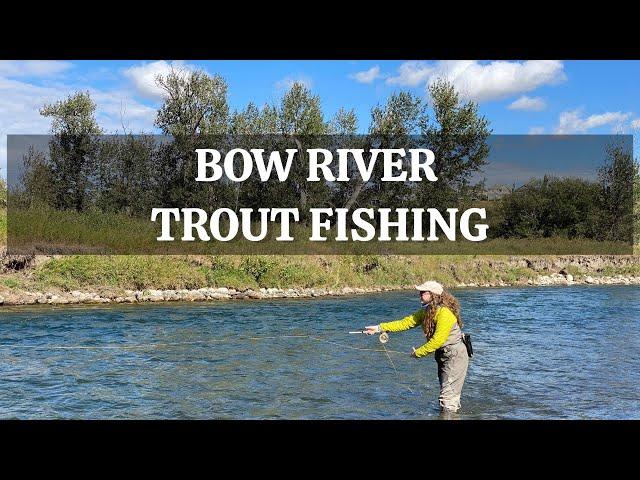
0, 285, 638, 419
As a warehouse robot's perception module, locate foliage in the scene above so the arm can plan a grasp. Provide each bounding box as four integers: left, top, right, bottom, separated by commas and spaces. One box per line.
0, 176, 6, 208
11, 74, 634, 245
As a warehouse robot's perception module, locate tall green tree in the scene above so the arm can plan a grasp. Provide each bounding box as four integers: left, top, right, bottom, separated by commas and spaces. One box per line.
336, 92, 426, 213
40, 92, 102, 136
40, 91, 102, 211
230, 102, 280, 211
230, 102, 278, 135
417, 79, 491, 211
337, 81, 490, 216
154, 69, 233, 211
93, 135, 159, 216
329, 107, 358, 136
597, 142, 637, 242
635, 156, 640, 245
277, 82, 330, 218
155, 69, 229, 136
20, 147, 57, 207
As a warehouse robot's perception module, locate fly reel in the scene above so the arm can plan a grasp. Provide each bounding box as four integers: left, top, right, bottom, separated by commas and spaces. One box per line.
379, 332, 389, 344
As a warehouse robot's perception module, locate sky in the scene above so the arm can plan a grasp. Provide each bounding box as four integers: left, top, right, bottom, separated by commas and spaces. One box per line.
1, 59, 639, 178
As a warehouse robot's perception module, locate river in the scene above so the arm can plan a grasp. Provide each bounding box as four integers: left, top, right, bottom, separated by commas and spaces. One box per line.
0, 285, 638, 419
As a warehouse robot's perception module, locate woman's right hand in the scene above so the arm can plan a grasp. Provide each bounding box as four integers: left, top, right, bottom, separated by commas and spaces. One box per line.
364, 325, 381, 335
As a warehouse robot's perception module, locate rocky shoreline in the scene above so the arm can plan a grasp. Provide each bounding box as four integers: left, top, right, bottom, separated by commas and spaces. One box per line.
1, 272, 638, 307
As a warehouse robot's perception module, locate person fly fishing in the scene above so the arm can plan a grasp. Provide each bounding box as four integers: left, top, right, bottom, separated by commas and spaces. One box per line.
363, 281, 471, 413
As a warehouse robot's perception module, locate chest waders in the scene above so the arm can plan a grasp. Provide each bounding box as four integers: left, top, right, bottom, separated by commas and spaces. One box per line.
434, 322, 469, 412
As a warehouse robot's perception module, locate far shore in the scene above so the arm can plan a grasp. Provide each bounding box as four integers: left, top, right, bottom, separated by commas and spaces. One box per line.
2, 253, 639, 308
1, 271, 638, 308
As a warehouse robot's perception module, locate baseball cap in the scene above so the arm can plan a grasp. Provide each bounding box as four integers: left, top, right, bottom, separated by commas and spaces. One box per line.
414, 280, 444, 295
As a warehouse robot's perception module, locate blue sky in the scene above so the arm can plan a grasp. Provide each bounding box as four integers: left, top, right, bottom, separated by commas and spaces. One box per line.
1, 60, 639, 177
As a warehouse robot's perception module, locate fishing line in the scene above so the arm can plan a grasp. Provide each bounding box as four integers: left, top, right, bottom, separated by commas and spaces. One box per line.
346, 330, 416, 394
382, 342, 415, 394
3, 332, 420, 393
2, 333, 408, 355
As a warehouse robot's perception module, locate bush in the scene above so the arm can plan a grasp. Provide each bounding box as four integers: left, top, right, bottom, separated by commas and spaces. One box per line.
0, 177, 6, 208
2, 278, 21, 289
34, 255, 208, 291
241, 256, 276, 283
495, 177, 602, 239
204, 257, 257, 289
260, 262, 329, 288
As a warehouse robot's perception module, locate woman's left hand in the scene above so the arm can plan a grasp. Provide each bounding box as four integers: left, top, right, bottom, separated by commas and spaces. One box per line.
410, 347, 417, 358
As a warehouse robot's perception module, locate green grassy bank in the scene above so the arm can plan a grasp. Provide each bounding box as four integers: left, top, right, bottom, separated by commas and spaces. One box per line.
3, 253, 640, 297
5, 206, 634, 255
1, 254, 534, 292
1, 207, 638, 297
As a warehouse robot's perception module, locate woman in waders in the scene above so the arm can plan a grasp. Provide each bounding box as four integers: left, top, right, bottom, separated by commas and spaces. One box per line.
364, 281, 469, 413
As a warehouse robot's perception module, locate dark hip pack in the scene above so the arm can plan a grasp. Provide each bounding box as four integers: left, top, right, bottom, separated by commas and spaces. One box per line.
462, 333, 473, 358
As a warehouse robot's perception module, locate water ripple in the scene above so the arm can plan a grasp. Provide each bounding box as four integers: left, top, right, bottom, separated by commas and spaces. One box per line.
0, 285, 639, 419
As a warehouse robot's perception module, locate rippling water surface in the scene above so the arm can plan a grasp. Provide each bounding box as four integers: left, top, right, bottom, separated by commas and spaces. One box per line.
0, 285, 638, 419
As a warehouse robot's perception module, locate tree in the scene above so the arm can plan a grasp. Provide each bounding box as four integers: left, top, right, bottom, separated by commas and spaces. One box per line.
334, 92, 426, 213
230, 103, 280, 211
19, 147, 57, 208
597, 142, 637, 242
495, 177, 602, 239
417, 79, 491, 211
278, 82, 326, 136
40, 91, 102, 136
337, 81, 490, 220
92, 135, 159, 216
230, 102, 278, 135
277, 82, 330, 218
329, 107, 358, 136
370, 91, 425, 136
155, 68, 229, 136
154, 69, 233, 211
635, 156, 640, 245
40, 91, 102, 211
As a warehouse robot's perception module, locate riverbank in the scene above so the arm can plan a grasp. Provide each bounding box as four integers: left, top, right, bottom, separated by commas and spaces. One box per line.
1, 254, 638, 306
1, 274, 640, 307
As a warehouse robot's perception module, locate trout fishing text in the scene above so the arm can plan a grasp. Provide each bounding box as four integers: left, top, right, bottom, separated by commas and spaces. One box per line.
150, 147, 488, 243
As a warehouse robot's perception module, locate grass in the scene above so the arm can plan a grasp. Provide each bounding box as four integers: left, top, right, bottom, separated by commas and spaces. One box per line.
564, 264, 588, 279
0, 253, 617, 294
33, 255, 209, 291
0, 208, 5, 246
2, 277, 22, 289
1, 206, 638, 295
3, 206, 635, 255
600, 263, 640, 277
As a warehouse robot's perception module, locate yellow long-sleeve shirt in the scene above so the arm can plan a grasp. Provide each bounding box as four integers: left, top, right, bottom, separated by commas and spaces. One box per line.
379, 306, 458, 358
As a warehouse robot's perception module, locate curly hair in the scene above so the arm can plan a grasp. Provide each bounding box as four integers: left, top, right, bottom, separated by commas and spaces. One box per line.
422, 290, 463, 339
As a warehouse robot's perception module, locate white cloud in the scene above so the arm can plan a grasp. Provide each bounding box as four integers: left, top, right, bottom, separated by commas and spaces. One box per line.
386, 61, 433, 87
123, 60, 196, 99
529, 126, 545, 134
386, 60, 566, 103
0, 60, 73, 77
349, 66, 382, 84
631, 119, 640, 130
90, 90, 157, 134
0, 74, 158, 176
509, 96, 547, 111
275, 75, 313, 91
555, 109, 632, 134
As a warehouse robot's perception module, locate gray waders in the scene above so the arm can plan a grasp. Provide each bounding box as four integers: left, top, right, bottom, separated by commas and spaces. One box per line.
434, 322, 469, 412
